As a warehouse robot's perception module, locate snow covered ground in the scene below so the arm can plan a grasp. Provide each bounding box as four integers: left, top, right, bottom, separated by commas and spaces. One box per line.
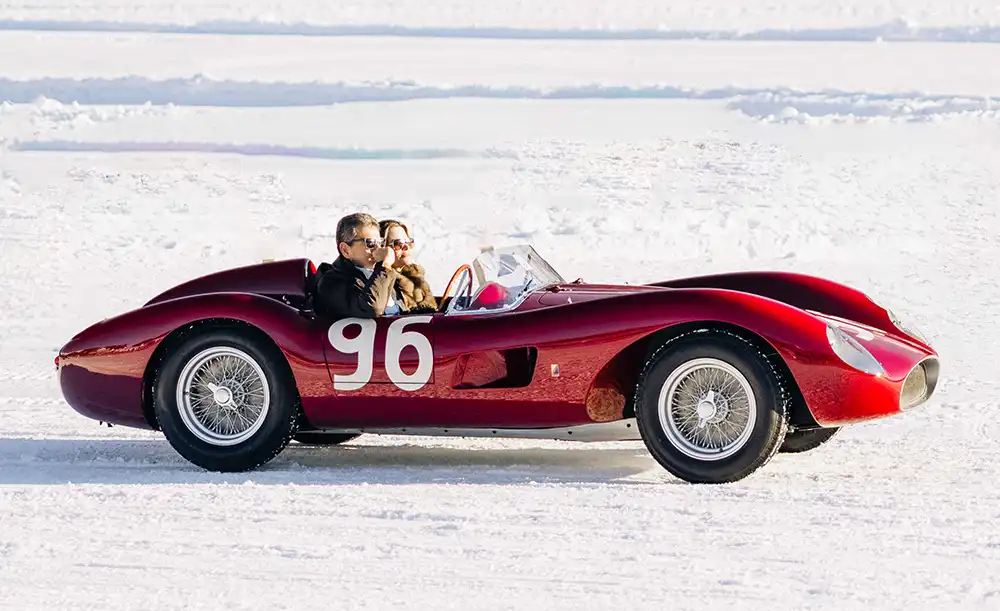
3, 0, 1000, 39
2, 1, 1000, 609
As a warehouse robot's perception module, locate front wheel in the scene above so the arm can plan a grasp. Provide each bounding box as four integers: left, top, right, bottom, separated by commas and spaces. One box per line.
153, 326, 300, 472
635, 330, 788, 484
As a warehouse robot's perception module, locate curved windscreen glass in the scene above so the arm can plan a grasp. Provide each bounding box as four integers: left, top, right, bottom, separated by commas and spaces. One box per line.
449, 245, 565, 314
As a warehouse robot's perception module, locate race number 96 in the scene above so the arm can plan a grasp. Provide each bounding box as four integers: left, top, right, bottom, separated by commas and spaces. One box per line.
327, 315, 433, 391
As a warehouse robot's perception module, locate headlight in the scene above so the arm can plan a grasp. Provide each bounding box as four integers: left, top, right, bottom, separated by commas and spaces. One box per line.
826, 324, 886, 376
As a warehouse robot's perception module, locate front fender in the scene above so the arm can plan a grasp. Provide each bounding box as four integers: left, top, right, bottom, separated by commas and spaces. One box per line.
649, 271, 895, 337
539, 287, 894, 427
533, 286, 834, 358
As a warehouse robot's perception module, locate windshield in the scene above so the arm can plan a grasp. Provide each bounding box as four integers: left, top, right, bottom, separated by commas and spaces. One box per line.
448, 245, 565, 314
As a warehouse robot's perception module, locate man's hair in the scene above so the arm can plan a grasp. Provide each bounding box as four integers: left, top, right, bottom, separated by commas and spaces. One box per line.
336, 212, 380, 245
379, 218, 410, 238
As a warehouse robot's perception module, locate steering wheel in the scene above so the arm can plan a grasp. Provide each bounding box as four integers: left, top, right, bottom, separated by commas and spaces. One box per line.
439, 264, 473, 312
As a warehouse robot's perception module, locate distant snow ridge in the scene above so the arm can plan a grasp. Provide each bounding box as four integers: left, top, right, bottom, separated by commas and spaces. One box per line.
28, 96, 170, 128
1, 18, 999, 43
0, 76, 732, 107
2, 77, 996, 122
729, 92, 1000, 122
7, 140, 517, 160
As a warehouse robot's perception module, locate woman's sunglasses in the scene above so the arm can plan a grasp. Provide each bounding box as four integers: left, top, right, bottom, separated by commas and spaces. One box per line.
388, 238, 415, 251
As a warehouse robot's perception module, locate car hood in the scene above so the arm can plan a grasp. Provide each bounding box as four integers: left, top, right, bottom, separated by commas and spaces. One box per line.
541, 270, 897, 338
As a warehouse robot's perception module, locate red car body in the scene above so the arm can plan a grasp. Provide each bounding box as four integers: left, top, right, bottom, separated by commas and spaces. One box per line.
56, 247, 939, 481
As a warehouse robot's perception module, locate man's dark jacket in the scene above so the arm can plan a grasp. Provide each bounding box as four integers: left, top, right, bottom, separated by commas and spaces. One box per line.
313, 256, 398, 319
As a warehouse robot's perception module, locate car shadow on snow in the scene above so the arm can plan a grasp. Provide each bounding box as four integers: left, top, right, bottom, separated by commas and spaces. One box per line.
0, 437, 673, 486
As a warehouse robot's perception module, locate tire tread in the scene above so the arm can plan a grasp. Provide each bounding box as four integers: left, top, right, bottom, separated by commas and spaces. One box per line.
153, 325, 301, 472
633, 328, 789, 483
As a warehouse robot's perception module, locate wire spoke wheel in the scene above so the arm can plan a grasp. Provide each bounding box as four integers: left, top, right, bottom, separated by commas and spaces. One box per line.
155, 327, 300, 472
658, 357, 757, 461
176, 346, 270, 446
635, 330, 788, 484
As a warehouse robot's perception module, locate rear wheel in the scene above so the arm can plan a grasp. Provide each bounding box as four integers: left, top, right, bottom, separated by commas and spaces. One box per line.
779, 427, 840, 453
153, 326, 300, 472
635, 330, 788, 484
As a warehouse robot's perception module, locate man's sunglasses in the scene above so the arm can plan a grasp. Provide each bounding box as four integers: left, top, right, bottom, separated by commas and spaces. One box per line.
347, 237, 385, 249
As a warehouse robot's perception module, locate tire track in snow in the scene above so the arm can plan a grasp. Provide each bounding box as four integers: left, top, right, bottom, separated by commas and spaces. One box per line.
7, 140, 516, 160
1, 169, 20, 194
1, 77, 996, 121
0, 437, 656, 486
972, 409, 999, 444
0, 438, 190, 471
0, 368, 59, 383
1, 18, 999, 43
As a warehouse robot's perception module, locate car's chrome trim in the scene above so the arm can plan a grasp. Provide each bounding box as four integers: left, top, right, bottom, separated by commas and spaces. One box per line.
310, 418, 644, 442
900, 355, 940, 410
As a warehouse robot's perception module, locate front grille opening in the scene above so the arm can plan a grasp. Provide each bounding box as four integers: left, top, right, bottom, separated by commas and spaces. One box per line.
901, 358, 940, 410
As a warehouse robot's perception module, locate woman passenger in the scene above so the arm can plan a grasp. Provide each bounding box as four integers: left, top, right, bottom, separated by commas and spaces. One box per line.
379, 219, 438, 313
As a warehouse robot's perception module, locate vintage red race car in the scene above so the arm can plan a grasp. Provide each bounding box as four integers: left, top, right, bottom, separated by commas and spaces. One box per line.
56, 245, 940, 483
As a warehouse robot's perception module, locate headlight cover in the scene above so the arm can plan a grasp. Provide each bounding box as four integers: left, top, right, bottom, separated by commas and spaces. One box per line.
885, 307, 929, 345
865, 293, 929, 345
826, 324, 886, 376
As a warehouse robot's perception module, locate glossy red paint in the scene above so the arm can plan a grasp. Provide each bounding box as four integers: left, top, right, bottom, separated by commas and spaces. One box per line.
316, 282, 937, 428
537, 283, 660, 306
794, 312, 938, 425
59, 291, 330, 429
316, 308, 648, 428
58, 258, 939, 437
59, 341, 160, 429
649, 270, 909, 344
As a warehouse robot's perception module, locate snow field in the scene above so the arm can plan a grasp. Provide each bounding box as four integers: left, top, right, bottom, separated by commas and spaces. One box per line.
3, 0, 1000, 36
2, 1, 1000, 609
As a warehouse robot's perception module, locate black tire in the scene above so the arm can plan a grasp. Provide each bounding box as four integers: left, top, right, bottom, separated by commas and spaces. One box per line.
634, 329, 788, 484
779, 427, 840, 453
293, 432, 361, 446
153, 326, 300, 472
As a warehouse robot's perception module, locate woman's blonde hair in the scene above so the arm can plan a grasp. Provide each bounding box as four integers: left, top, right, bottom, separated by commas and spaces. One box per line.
379, 219, 410, 238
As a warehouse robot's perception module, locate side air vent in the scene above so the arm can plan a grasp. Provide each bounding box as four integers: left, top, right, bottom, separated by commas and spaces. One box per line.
453, 347, 538, 389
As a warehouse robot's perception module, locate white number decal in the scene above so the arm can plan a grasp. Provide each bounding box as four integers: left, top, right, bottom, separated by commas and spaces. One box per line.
327, 316, 433, 391
385, 315, 434, 390
327, 318, 377, 390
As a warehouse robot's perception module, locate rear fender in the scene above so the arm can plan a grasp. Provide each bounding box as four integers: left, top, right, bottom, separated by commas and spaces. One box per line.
144, 258, 316, 308
59, 292, 328, 429
63, 292, 318, 356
